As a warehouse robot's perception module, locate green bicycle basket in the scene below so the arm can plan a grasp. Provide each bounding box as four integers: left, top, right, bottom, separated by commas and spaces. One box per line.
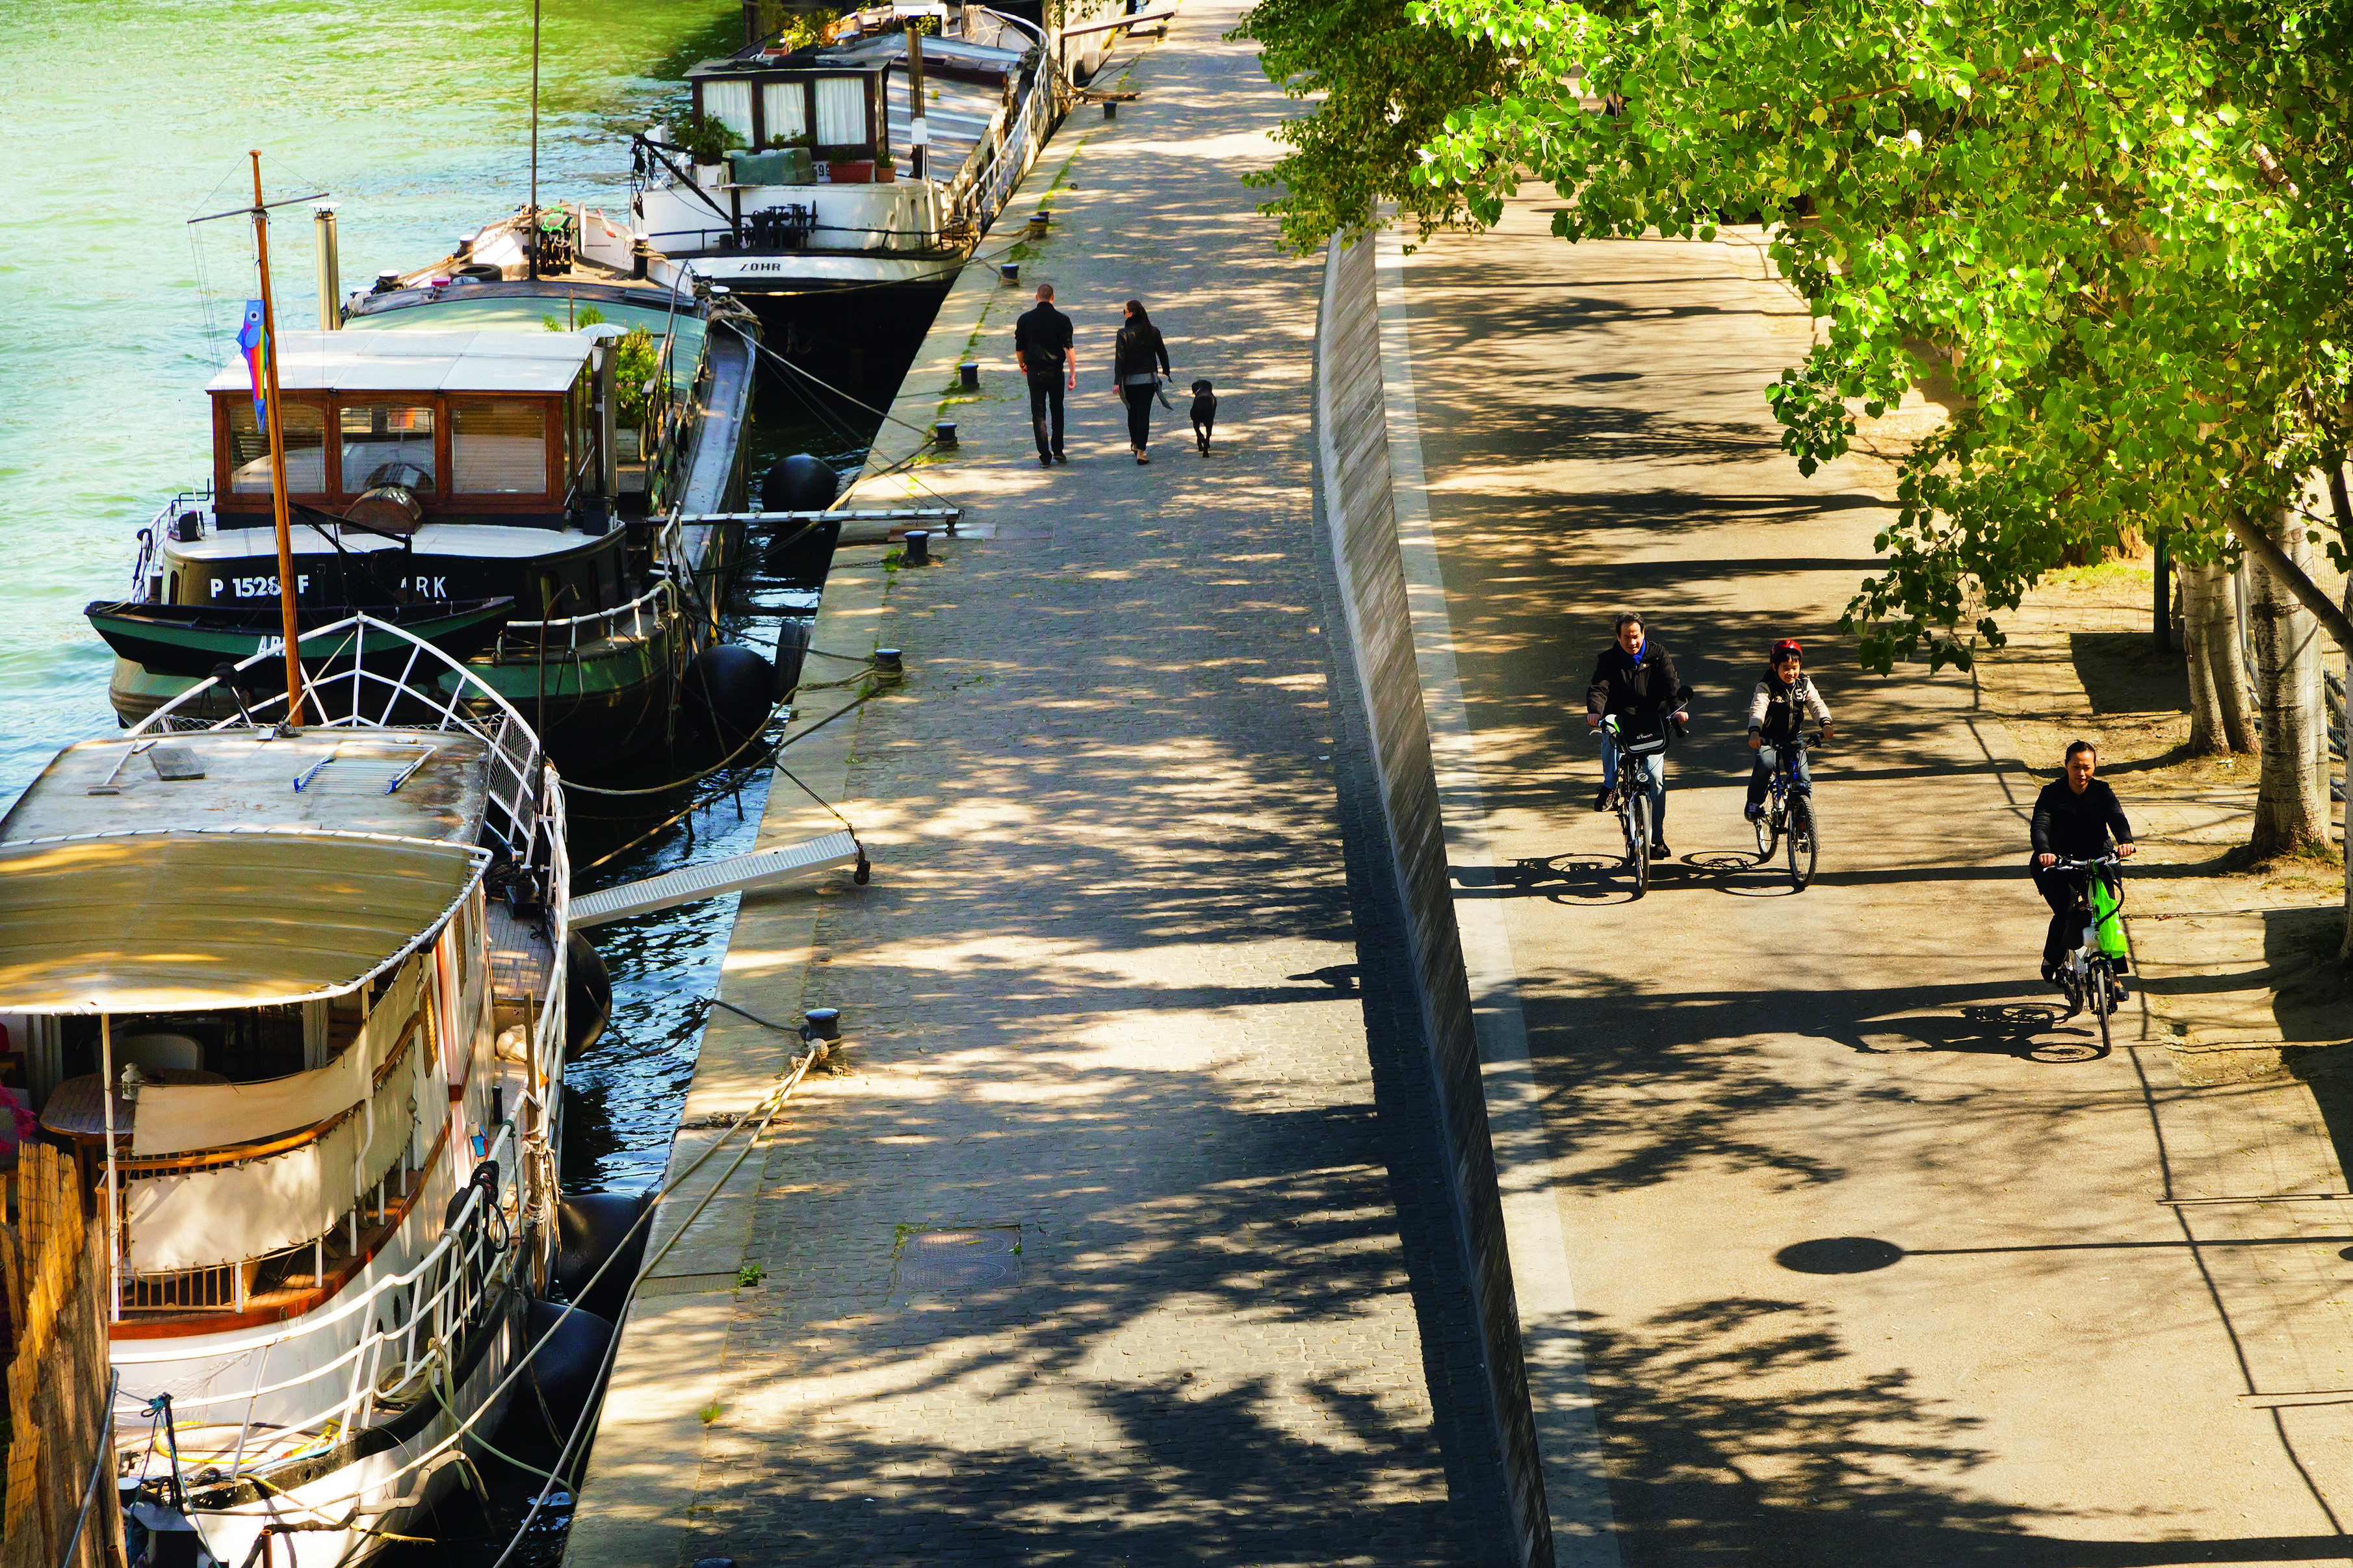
2088, 869, 2127, 958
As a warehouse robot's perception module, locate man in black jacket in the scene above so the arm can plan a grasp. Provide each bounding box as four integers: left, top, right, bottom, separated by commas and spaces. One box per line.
1585, 611, 1687, 856
1013, 283, 1076, 468
2031, 739, 2138, 988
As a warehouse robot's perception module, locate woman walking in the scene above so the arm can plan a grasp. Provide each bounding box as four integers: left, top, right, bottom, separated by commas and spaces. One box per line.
1111, 300, 1172, 464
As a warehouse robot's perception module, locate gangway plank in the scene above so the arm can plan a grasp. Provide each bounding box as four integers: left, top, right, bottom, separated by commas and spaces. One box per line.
571, 830, 867, 927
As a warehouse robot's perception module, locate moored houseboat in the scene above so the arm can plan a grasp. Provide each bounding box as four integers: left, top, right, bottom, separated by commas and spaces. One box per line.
98, 250, 762, 774
1, 617, 582, 1568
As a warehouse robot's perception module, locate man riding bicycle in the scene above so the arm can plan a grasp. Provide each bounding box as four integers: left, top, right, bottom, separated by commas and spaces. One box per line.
1587, 611, 1688, 858
2032, 739, 2137, 994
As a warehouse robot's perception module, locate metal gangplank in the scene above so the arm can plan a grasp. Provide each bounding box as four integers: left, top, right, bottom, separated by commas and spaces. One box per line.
682, 506, 964, 546
571, 830, 868, 927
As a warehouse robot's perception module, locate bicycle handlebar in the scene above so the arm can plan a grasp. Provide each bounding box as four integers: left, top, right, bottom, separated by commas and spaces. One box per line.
2046, 853, 2122, 873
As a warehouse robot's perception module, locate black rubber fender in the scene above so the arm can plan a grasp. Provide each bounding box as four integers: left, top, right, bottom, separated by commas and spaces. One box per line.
554, 1191, 653, 1324
772, 617, 812, 703
566, 931, 611, 1057
760, 452, 838, 512
681, 643, 775, 760
493, 1298, 616, 1470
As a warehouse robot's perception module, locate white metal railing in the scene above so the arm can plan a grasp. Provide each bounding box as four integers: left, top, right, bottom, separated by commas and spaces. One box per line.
493, 574, 678, 660
127, 613, 545, 864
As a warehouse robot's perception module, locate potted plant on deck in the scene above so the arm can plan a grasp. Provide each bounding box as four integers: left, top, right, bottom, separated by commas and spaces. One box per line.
674, 112, 745, 185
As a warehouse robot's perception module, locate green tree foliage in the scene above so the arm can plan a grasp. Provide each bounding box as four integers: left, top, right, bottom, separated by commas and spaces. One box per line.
1230, 0, 1513, 250
1254, 0, 2353, 673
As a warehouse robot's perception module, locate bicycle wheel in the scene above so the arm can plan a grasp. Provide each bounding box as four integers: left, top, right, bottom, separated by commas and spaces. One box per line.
2093, 962, 2114, 1053
1629, 791, 1650, 899
1786, 792, 1817, 891
1754, 797, 1776, 859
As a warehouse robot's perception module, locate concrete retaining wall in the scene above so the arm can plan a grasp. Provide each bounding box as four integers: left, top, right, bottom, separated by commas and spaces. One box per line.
1314, 233, 1554, 1567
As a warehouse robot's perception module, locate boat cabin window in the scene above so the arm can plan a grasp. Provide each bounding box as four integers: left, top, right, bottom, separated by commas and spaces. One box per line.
814, 76, 867, 148
704, 79, 755, 144
340, 402, 437, 491
228, 402, 328, 495
451, 400, 550, 494
761, 81, 807, 142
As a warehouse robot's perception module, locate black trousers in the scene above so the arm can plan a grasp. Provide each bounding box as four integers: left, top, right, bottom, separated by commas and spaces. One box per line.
1027, 372, 1065, 458
1122, 381, 1156, 449
2033, 866, 2090, 966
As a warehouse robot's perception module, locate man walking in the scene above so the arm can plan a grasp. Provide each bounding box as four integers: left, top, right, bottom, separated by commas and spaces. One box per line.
1014, 283, 1076, 468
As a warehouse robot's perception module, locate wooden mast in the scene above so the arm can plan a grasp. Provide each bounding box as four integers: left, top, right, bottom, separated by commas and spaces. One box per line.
249, 151, 305, 717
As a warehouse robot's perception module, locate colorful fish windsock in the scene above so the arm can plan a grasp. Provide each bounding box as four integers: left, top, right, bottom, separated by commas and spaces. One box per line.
236, 300, 267, 420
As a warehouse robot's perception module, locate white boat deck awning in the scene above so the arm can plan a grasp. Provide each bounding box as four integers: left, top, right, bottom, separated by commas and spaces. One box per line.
205, 330, 600, 396
0, 830, 487, 1014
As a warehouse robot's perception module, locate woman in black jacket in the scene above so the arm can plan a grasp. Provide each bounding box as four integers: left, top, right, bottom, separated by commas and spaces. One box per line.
1111, 300, 1172, 464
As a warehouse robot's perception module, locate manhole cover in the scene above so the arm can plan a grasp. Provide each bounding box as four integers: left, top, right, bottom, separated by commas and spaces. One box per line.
896, 1227, 1022, 1292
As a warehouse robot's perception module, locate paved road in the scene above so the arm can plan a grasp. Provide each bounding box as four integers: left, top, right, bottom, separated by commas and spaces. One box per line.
590, 10, 1526, 1565
1400, 196, 2353, 1564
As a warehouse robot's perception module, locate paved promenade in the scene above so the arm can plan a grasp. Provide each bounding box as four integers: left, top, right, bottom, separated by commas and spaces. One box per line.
570, 8, 1520, 1565
1394, 196, 2353, 1563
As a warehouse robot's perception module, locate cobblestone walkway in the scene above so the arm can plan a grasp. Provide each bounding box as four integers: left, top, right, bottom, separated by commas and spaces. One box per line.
655, 8, 1510, 1563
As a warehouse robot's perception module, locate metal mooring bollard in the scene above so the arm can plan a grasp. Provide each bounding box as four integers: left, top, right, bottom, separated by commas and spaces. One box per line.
1103, 101, 1117, 120
904, 530, 931, 566
933, 420, 957, 449
1000, 261, 1019, 284
958, 361, 980, 391
1026, 212, 1049, 239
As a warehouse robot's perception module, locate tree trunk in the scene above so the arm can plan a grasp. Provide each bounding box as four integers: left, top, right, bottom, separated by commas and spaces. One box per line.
2247, 506, 2333, 858
2329, 467, 2352, 964
2183, 558, 2257, 754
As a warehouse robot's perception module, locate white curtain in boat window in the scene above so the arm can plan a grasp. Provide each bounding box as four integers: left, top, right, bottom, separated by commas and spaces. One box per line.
760, 81, 807, 143
814, 76, 866, 147
702, 79, 754, 144
451, 401, 548, 494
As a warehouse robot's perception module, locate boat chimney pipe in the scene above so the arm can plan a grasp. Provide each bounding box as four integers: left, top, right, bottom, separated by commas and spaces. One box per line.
595, 341, 619, 498
907, 25, 928, 181
313, 203, 342, 330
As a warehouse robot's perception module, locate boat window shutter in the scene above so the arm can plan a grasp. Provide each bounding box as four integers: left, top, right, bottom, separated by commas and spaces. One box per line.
451, 400, 551, 494
814, 76, 866, 148
761, 81, 807, 143
227, 400, 326, 495
705, 80, 755, 144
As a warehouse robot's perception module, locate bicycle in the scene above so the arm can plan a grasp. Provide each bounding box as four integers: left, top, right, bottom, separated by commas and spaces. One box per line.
2046, 853, 2128, 1052
1751, 728, 1825, 892
1594, 710, 1680, 899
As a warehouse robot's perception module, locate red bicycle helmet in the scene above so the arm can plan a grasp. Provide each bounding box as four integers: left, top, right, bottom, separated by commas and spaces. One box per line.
1770, 639, 1803, 663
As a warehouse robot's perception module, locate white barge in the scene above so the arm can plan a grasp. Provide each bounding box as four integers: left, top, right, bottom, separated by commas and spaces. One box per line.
0, 618, 583, 1567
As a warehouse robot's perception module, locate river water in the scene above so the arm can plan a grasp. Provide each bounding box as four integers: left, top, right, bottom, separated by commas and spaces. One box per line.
1, 6, 888, 1550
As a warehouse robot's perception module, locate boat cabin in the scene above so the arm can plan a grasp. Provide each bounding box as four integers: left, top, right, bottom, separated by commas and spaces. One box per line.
206, 329, 610, 529
0, 729, 545, 1330
688, 48, 896, 177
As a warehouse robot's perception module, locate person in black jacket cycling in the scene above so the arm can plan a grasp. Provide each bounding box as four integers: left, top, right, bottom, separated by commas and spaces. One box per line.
2031, 739, 2138, 991
1586, 611, 1687, 857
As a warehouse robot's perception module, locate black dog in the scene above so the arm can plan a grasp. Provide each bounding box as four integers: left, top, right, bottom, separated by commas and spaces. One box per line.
1188, 379, 1217, 455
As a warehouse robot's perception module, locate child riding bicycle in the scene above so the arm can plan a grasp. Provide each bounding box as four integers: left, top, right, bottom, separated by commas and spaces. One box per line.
1744, 639, 1834, 822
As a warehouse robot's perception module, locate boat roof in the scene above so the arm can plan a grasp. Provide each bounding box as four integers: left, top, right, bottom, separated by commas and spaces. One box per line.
0, 829, 485, 1014
205, 329, 598, 396
0, 732, 491, 849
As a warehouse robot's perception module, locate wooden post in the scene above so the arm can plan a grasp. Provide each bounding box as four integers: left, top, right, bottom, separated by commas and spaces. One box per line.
249, 153, 305, 718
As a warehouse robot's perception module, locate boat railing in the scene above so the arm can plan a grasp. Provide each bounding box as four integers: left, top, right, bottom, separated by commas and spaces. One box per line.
126, 613, 547, 866
492, 573, 678, 659
112, 1120, 528, 1469
948, 16, 1055, 233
